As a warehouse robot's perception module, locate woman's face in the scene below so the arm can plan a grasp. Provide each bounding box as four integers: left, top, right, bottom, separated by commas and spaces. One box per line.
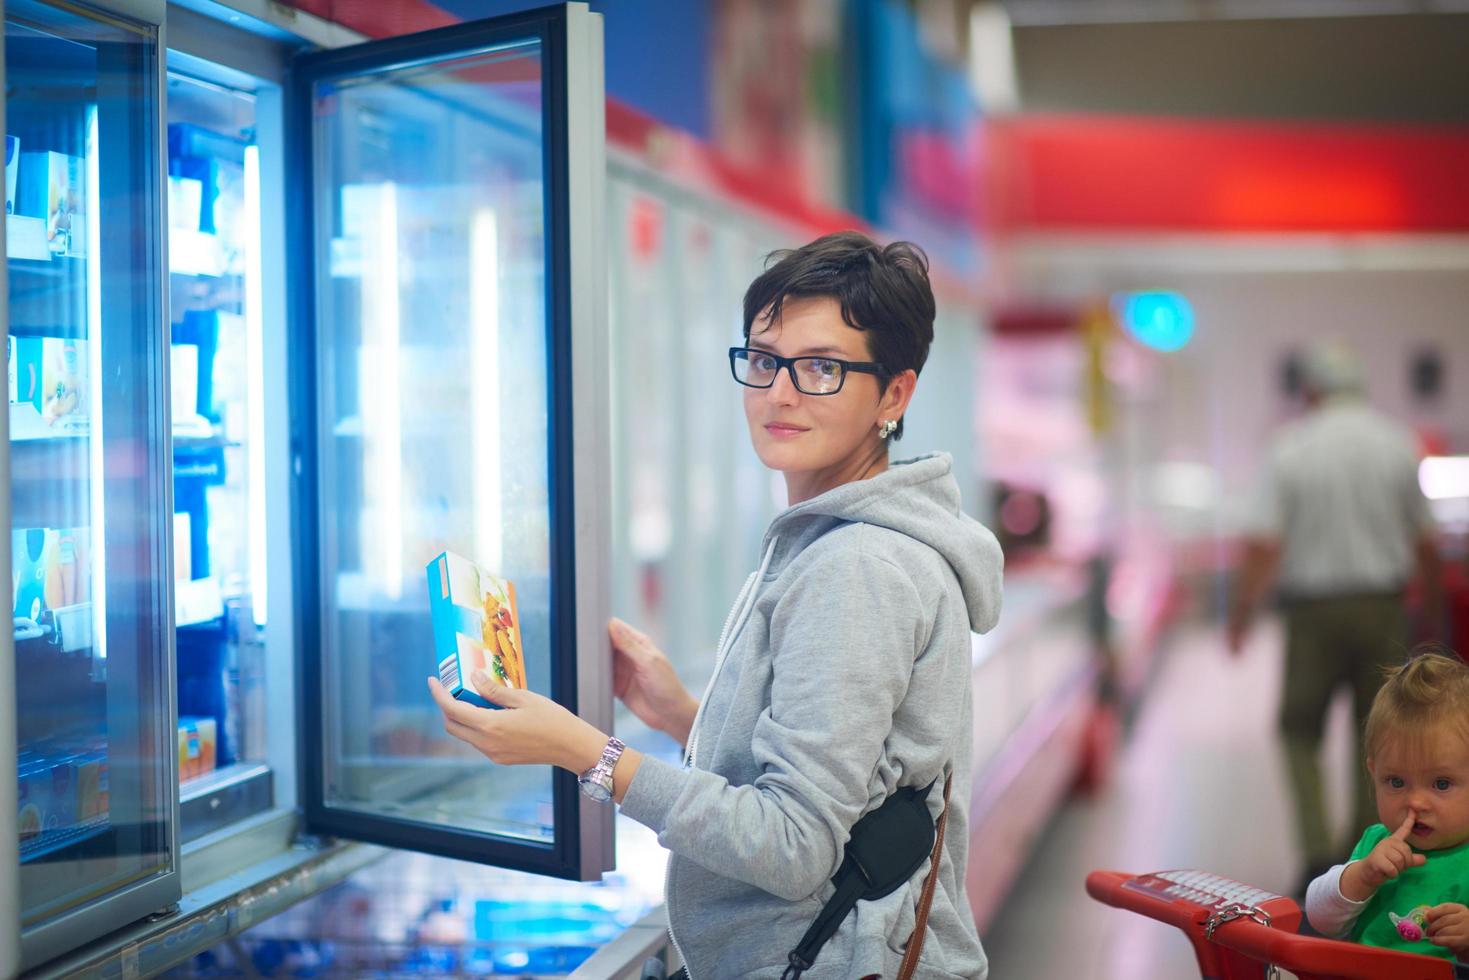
742, 296, 911, 496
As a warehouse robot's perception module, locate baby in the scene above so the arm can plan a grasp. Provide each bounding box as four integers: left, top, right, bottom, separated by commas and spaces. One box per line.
1306, 650, 1469, 962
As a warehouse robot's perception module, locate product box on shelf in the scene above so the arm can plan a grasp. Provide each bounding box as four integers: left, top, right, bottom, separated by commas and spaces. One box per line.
13, 527, 49, 623
74, 749, 109, 820
427, 551, 528, 710
178, 716, 218, 782
17, 760, 46, 843
12, 526, 91, 628
5, 135, 18, 215
17, 755, 79, 845
8, 336, 88, 436
167, 174, 203, 233
46, 526, 89, 611
168, 123, 248, 166
9, 334, 39, 405
17, 151, 85, 258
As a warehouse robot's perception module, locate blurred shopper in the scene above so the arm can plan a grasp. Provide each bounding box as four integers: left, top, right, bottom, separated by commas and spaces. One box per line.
430, 232, 1003, 979
1228, 341, 1442, 892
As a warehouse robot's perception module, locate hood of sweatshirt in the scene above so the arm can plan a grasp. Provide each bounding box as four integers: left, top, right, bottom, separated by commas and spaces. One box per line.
761, 452, 1003, 633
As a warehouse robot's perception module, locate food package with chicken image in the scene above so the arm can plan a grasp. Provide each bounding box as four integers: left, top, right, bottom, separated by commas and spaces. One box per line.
427, 551, 527, 709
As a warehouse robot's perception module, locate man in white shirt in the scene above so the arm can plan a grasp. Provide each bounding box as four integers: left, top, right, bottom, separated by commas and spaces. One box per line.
1227, 342, 1442, 892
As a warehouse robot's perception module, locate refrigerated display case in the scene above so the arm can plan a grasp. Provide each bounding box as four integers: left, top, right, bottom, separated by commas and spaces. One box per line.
3, 3, 612, 976
165, 69, 273, 842
4, 0, 178, 970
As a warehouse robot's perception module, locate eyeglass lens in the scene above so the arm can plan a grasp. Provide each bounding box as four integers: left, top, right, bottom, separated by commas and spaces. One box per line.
733, 350, 844, 395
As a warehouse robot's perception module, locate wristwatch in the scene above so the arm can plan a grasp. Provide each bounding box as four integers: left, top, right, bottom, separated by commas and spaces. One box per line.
578, 736, 626, 804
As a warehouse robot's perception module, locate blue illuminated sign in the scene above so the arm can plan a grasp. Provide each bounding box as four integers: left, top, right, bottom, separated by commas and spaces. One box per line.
1115, 291, 1195, 351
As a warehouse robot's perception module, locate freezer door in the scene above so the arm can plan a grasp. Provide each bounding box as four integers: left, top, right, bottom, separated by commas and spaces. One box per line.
5, 0, 180, 970
291, 4, 612, 880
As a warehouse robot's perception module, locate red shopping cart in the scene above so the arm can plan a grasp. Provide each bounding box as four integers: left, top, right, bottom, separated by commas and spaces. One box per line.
1086, 869, 1455, 979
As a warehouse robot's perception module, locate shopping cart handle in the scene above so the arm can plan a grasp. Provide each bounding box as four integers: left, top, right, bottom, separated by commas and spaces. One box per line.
1208, 917, 1454, 980
1086, 869, 1455, 980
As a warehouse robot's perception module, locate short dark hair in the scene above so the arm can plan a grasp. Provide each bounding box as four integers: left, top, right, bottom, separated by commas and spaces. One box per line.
742, 231, 935, 440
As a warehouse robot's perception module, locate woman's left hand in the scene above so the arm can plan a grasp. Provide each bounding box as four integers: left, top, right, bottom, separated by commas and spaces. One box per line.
427, 673, 606, 772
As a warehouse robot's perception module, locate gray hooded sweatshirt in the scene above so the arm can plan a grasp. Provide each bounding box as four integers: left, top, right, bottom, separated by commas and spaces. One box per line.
620, 453, 1004, 979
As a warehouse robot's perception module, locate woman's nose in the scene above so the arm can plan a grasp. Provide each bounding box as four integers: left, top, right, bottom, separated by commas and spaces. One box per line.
765, 368, 800, 403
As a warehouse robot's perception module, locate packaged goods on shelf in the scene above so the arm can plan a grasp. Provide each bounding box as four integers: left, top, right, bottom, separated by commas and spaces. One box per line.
178, 716, 218, 782
7, 214, 49, 260
17, 756, 77, 840
17, 151, 86, 258
167, 174, 203, 233
74, 747, 109, 820
9, 336, 89, 427
12, 526, 91, 628
13, 527, 49, 623
5, 134, 18, 215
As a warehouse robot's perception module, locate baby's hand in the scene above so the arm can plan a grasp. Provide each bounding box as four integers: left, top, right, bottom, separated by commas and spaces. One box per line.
1340, 811, 1427, 900
1426, 903, 1469, 955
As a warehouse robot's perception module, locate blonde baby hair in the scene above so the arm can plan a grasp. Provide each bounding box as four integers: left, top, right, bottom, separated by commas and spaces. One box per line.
1364, 646, 1469, 762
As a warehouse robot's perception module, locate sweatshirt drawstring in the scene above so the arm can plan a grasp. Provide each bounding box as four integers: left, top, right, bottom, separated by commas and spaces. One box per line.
683, 536, 778, 769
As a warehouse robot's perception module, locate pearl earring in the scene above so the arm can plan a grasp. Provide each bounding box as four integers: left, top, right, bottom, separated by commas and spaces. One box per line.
878, 419, 897, 439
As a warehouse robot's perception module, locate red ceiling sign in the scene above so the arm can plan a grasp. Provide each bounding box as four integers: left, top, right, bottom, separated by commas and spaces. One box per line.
982, 114, 1469, 234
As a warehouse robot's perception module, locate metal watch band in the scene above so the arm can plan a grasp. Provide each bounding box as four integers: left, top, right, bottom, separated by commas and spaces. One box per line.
579, 736, 626, 803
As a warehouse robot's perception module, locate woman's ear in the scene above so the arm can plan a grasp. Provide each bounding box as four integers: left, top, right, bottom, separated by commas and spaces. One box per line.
879, 369, 918, 422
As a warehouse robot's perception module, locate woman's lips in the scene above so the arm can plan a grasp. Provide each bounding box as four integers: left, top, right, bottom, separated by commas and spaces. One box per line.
764, 423, 808, 438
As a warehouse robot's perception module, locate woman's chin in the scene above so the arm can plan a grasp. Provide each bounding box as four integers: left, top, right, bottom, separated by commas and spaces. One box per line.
752, 439, 812, 473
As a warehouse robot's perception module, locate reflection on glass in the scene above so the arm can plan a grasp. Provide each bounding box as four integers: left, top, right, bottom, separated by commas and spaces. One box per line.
7, 0, 172, 930
166, 72, 270, 807
315, 38, 554, 843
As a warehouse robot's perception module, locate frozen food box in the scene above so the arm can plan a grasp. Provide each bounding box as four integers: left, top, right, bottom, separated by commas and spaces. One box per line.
46, 758, 77, 833
74, 750, 109, 820
16, 757, 78, 844
40, 337, 87, 425
9, 335, 41, 407
18, 151, 85, 257
8, 337, 88, 427
45, 526, 89, 611
427, 551, 527, 709
5, 135, 18, 215
17, 761, 46, 843
178, 716, 218, 782
13, 527, 50, 622
11, 526, 88, 625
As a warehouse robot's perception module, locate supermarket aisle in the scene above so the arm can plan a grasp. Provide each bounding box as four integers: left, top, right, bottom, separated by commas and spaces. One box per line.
981, 619, 1358, 979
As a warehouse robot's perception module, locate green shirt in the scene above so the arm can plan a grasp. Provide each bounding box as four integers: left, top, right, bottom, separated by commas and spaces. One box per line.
1347, 823, 1469, 960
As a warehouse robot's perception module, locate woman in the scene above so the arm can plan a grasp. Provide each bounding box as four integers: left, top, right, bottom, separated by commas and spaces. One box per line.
429, 231, 1003, 978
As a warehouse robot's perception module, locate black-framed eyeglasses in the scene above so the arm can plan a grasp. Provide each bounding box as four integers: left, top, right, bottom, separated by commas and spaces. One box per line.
728, 347, 886, 396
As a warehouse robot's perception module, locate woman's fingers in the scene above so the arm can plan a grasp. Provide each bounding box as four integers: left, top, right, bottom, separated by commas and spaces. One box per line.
427, 676, 481, 726
610, 617, 658, 662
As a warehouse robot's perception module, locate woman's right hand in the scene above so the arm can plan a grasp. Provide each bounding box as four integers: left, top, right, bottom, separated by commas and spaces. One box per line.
609, 617, 698, 745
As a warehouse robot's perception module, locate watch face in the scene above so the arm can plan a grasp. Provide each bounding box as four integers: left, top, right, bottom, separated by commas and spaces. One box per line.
580, 775, 612, 804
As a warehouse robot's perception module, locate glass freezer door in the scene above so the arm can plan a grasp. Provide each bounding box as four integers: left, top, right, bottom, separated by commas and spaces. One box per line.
292, 4, 612, 880
5, 0, 178, 970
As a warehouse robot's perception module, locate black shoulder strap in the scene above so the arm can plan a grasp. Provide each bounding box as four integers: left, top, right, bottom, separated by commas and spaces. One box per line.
781, 779, 940, 980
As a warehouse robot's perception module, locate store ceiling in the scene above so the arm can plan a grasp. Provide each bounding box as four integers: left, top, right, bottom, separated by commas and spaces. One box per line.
1004, 8, 1469, 122
999, 0, 1469, 25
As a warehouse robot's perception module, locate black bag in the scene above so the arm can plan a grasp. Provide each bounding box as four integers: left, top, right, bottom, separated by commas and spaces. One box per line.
662, 776, 951, 980
781, 777, 948, 980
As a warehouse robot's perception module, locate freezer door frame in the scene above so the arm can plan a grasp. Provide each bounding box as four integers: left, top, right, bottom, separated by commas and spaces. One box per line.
0, 23, 16, 978
5, 0, 183, 971
288, 2, 614, 881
